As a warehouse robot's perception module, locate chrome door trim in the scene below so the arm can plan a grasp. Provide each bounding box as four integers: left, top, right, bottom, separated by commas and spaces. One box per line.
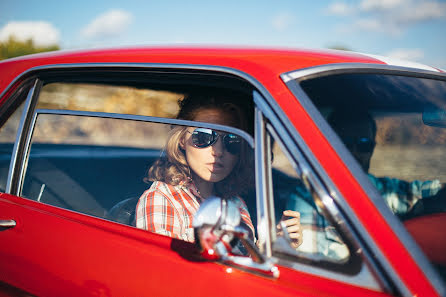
253, 104, 273, 256
6, 79, 41, 195
33, 109, 254, 146
0, 219, 16, 227
281, 63, 446, 297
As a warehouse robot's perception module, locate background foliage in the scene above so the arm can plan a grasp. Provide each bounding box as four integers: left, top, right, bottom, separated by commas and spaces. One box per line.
0, 36, 59, 60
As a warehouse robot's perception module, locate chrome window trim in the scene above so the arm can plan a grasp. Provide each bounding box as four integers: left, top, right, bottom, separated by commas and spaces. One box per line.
281, 63, 446, 297
281, 62, 446, 83
6, 79, 41, 195
17, 108, 254, 198
33, 109, 254, 146
0, 62, 265, 101
254, 104, 273, 256
1, 62, 264, 195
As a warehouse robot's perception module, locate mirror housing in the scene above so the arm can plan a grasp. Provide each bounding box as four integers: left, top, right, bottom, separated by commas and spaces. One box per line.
193, 196, 279, 278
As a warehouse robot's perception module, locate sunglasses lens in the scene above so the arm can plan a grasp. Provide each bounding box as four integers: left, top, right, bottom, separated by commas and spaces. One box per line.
192, 128, 217, 148
224, 134, 241, 154
191, 128, 242, 154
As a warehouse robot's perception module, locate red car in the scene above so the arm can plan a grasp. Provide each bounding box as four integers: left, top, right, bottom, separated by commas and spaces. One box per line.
0, 47, 445, 297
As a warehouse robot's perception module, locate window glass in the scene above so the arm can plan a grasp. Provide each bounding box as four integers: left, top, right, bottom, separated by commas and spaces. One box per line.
299, 73, 446, 278
21, 113, 256, 242
22, 114, 170, 218
300, 74, 446, 218
38, 83, 182, 117
21, 77, 256, 246
371, 113, 445, 186
270, 131, 350, 263
0, 102, 26, 192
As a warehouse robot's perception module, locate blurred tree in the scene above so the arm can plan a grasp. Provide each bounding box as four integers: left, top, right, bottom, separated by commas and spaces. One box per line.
327, 45, 352, 51
0, 36, 60, 60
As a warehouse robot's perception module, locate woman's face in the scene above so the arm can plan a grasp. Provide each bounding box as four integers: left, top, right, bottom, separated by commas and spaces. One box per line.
182, 108, 239, 184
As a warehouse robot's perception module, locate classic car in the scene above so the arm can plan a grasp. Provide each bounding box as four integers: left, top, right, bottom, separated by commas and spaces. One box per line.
0, 47, 445, 297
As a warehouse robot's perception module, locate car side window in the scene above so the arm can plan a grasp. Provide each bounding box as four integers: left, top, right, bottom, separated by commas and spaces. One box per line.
268, 128, 350, 264
298, 73, 446, 279
299, 74, 446, 218
13, 76, 257, 245
23, 82, 186, 219
37, 82, 182, 118
21, 113, 170, 219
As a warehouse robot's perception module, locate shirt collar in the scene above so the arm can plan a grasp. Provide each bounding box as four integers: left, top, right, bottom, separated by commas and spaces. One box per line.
179, 179, 204, 202
188, 181, 203, 200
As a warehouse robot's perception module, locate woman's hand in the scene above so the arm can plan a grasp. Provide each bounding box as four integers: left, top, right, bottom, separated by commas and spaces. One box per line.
277, 210, 302, 249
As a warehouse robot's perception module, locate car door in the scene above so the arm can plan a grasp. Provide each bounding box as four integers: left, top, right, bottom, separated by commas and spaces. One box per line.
0, 66, 329, 297
0, 67, 287, 297
0, 63, 427, 297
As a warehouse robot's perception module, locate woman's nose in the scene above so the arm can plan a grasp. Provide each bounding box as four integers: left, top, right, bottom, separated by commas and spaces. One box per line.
211, 137, 224, 156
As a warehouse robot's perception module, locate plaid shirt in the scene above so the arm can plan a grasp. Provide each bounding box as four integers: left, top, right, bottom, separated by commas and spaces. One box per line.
135, 181, 254, 242
284, 174, 442, 261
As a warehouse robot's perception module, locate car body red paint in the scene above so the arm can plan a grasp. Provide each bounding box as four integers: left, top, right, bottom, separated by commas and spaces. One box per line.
0, 47, 444, 297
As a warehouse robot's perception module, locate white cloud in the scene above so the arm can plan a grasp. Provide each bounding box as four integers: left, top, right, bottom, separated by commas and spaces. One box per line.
355, 18, 383, 31
328, 0, 446, 35
355, 18, 402, 35
327, 2, 355, 16
385, 48, 424, 61
395, 1, 446, 24
0, 21, 60, 47
360, 0, 406, 12
271, 13, 295, 31
81, 9, 132, 39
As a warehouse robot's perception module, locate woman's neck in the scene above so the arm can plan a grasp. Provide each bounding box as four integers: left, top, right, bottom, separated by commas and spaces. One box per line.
191, 173, 214, 199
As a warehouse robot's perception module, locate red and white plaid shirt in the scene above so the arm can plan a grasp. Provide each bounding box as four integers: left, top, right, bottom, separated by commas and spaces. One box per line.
135, 181, 254, 242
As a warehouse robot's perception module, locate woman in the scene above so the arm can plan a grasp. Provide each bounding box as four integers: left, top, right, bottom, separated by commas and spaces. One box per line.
135, 94, 301, 248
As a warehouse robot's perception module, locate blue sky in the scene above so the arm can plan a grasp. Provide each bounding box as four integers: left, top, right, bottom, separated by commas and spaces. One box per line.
1, 0, 445, 68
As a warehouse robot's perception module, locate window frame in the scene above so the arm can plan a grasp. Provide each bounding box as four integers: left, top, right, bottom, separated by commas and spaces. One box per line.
281, 63, 446, 296
18, 108, 253, 217
253, 90, 393, 292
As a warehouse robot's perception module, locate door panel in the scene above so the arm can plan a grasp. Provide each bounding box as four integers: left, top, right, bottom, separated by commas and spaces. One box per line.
0, 193, 391, 297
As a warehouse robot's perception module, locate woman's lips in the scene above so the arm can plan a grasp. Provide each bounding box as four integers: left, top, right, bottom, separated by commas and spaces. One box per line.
207, 162, 224, 172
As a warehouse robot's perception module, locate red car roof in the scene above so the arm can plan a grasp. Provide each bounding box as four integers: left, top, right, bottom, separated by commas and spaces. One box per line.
0, 46, 383, 94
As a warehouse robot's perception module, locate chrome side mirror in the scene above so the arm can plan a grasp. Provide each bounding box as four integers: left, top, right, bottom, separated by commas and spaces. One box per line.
193, 196, 279, 278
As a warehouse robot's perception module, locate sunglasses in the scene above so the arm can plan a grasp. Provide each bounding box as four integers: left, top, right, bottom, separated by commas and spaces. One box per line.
189, 128, 241, 154
342, 137, 375, 153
